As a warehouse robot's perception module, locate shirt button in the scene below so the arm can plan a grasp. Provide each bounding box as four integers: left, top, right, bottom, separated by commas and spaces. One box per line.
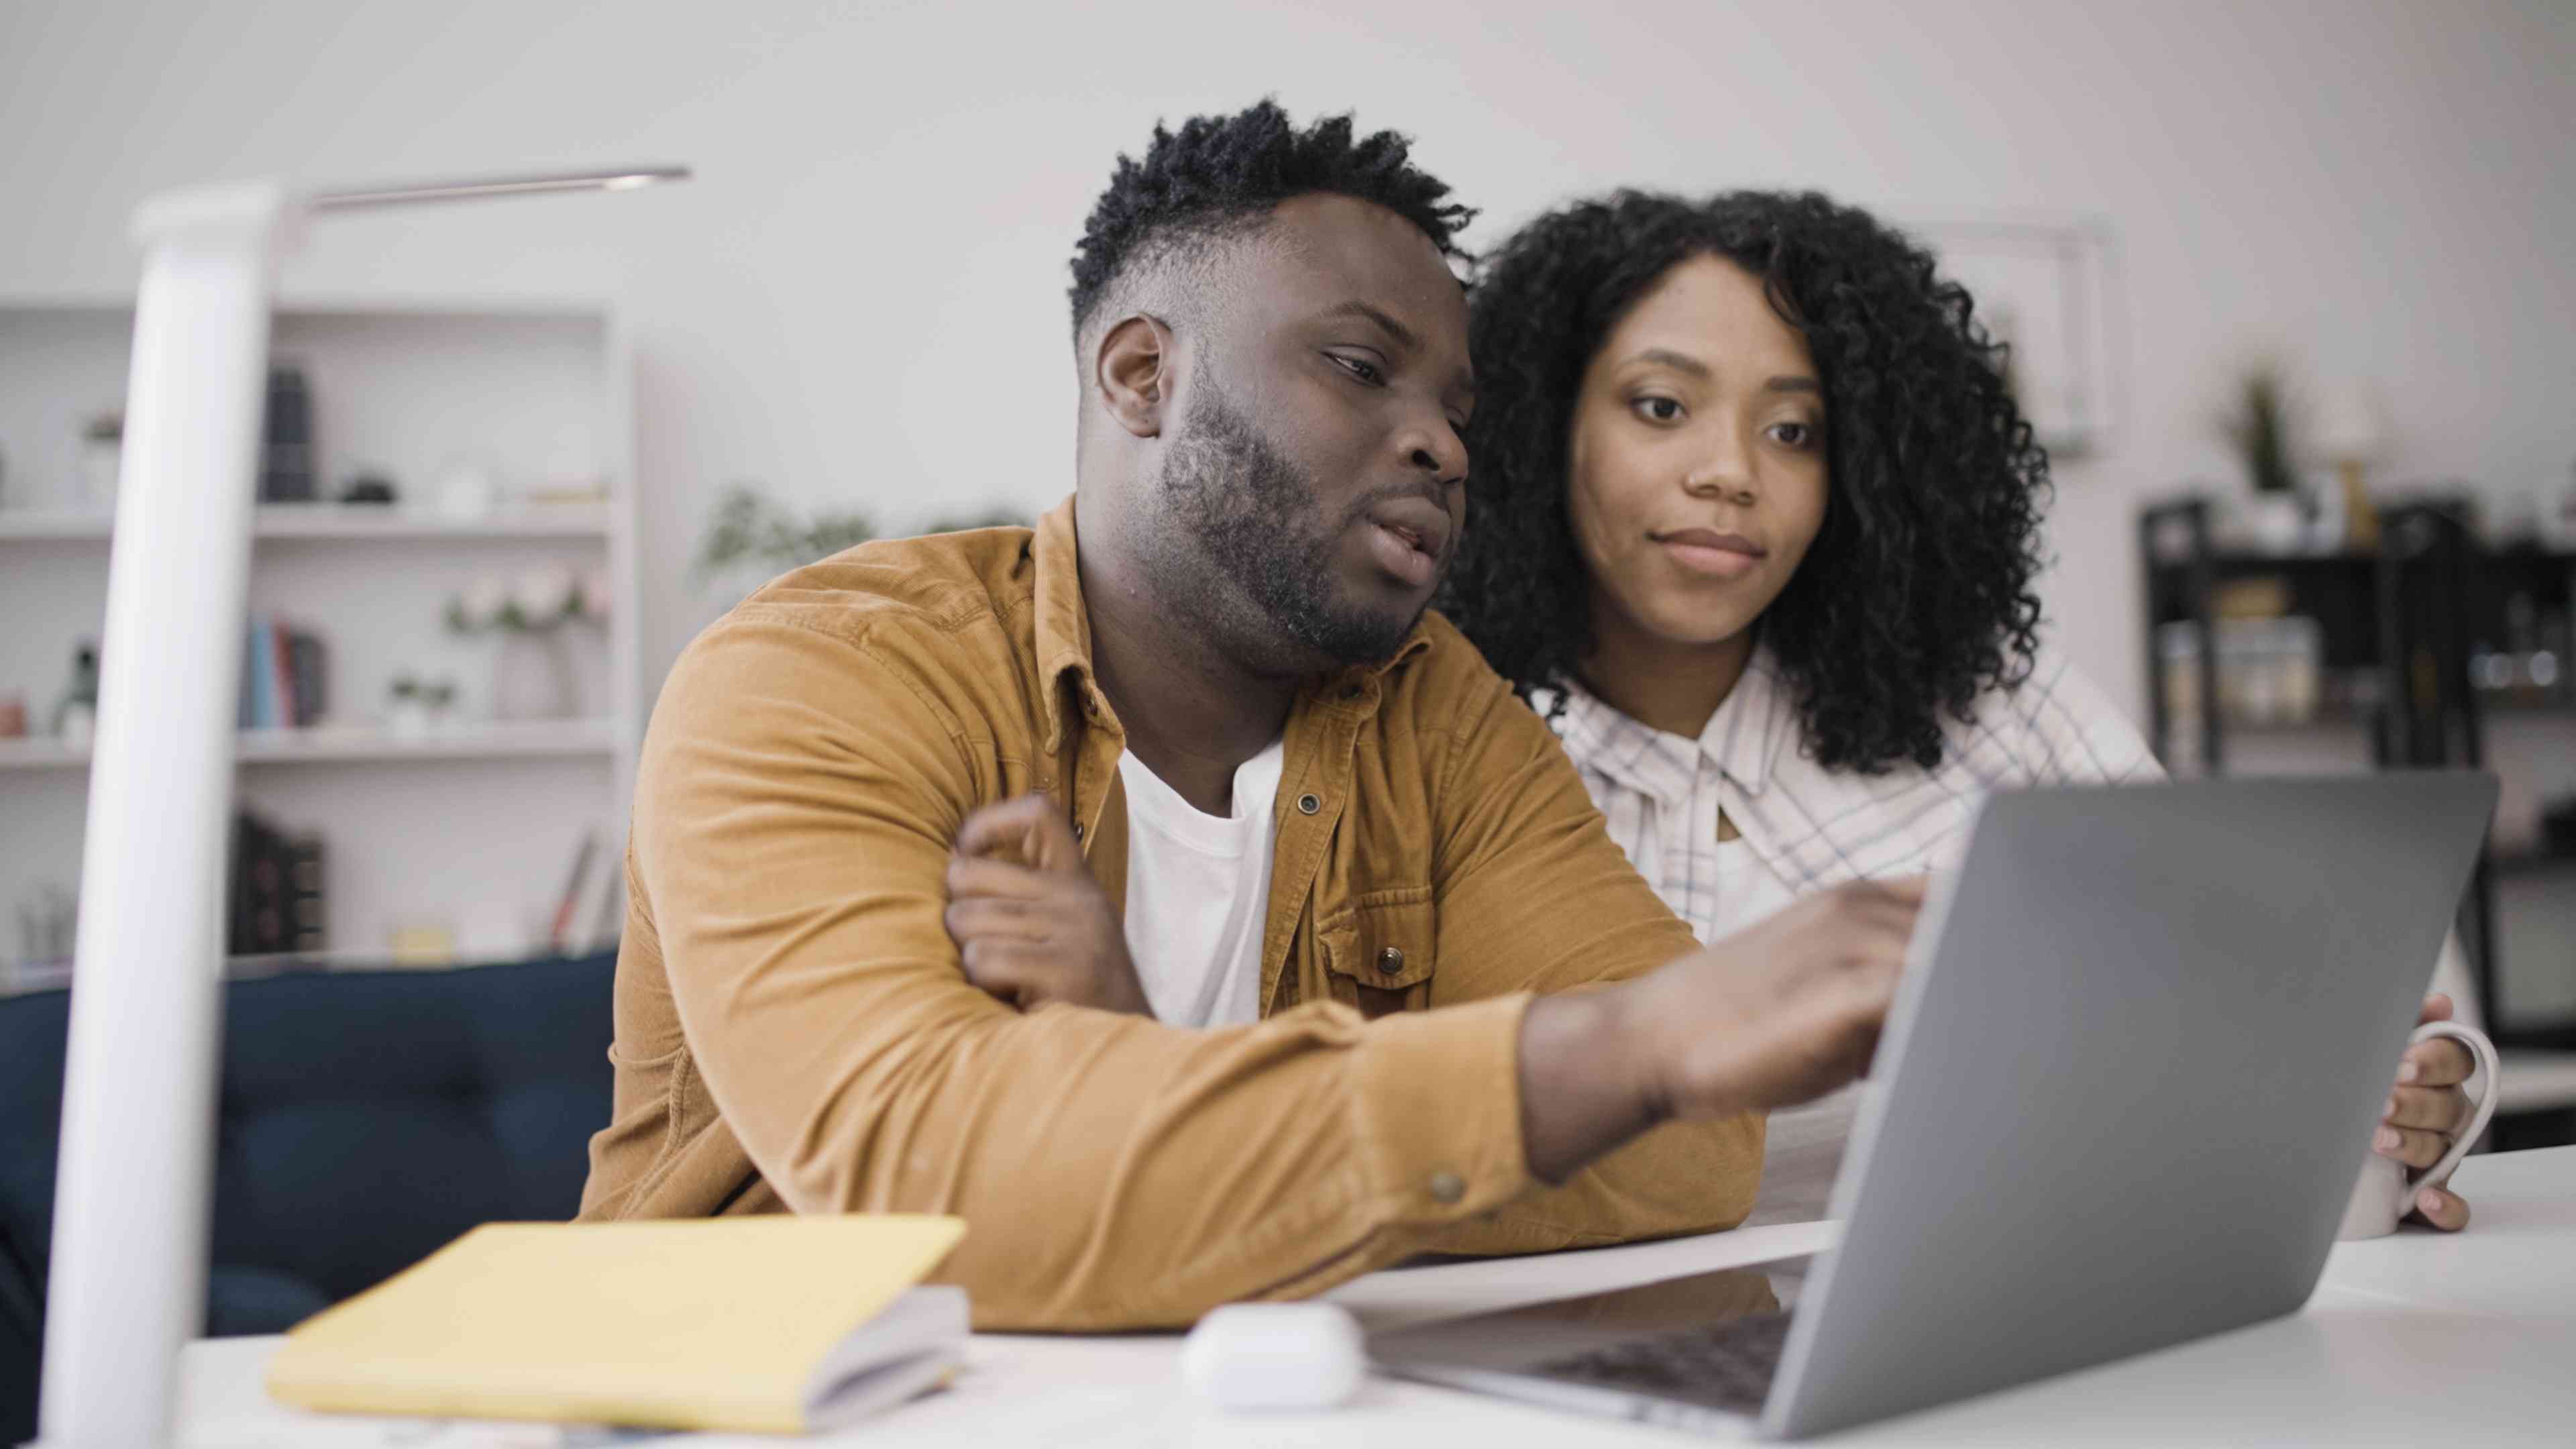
1376, 947, 1404, 975
1071, 822, 1085, 841
1428, 1171, 1466, 1205
1297, 794, 1321, 815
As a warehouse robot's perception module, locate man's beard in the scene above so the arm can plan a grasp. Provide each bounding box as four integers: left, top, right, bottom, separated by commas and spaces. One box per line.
1149, 379, 1425, 670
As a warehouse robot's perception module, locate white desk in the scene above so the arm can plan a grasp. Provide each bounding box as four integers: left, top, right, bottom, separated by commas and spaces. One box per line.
176, 1146, 2576, 1448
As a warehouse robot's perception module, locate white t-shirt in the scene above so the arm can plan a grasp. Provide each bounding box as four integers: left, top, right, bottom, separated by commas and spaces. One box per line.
1114, 741, 1285, 1029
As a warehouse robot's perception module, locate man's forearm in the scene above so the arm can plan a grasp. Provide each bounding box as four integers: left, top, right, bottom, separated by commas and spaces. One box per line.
1517, 985, 1667, 1183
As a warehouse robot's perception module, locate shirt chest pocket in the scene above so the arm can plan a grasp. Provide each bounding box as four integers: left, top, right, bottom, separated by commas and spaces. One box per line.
1316, 885, 1436, 1019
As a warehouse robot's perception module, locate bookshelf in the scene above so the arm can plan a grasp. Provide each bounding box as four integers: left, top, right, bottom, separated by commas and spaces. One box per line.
0, 719, 621, 771
0, 503, 614, 542
2138, 497, 2576, 1147
0, 296, 640, 974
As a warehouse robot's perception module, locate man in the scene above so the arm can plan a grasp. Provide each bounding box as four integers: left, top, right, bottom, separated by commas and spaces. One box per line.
580, 101, 1915, 1326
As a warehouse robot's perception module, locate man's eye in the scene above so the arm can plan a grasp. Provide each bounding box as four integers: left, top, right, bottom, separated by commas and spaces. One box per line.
1329, 354, 1385, 386
1632, 396, 1684, 423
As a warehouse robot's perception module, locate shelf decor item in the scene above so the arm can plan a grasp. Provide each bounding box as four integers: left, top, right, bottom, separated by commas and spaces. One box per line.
2553, 456, 2576, 551
80, 411, 122, 510
336, 470, 398, 506
15, 881, 76, 967
50, 641, 101, 745
384, 672, 458, 739
446, 564, 598, 721
2314, 379, 2387, 552
432, 453, 500, 519
2218, 362, 2310, 554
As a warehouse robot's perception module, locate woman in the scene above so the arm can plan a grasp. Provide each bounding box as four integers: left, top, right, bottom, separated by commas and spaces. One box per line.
1439, 189, 2478, 1229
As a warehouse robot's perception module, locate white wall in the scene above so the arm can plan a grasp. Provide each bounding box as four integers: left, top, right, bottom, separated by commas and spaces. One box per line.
3, 0, 2571, 725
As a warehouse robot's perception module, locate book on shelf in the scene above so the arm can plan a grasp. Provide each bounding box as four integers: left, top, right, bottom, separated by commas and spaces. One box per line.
585, 850, 626, 952
548, 828, 600, 954
229, 807, 325, 957
287, 628, 327, 730
285, 833, 327, 955
259, 364, 315, 502
235, 614, 329, 730
542, 826, 629, 956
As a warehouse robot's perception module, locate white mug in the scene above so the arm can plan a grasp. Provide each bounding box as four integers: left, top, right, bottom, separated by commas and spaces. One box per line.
2337, 1020, 2500, 1240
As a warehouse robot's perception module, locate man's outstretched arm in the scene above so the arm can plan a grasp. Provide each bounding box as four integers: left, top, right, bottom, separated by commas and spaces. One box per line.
1413, 665, 1912, 1254
631, 615, 1906, 1326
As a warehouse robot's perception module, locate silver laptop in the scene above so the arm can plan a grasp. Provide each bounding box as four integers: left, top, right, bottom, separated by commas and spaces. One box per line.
1375, 773, 2498, 1439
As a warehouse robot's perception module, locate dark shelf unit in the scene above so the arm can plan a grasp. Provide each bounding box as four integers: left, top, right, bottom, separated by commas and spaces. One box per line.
2138, 498, 2576, 1068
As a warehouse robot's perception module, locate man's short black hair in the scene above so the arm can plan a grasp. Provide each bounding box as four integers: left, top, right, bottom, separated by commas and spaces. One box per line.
1068, 99, 1474, 341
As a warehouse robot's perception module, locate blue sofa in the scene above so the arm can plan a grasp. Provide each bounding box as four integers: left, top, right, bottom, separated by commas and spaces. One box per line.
0, 950, 615, 1442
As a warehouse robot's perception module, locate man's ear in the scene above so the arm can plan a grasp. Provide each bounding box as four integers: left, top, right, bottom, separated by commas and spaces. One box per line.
1093, 313, 1175, 439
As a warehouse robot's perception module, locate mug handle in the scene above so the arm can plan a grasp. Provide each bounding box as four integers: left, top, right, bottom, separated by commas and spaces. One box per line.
2405, 1020, 2501, 1195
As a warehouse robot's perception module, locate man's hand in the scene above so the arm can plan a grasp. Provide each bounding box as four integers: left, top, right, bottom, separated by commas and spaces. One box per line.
2382, 992, 2479, 1232
945, 794, 1154, 1016
1518, 877, 1925, 1182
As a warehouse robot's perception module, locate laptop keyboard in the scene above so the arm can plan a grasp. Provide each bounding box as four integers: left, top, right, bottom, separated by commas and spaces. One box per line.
1527, 1309, 1793, 1415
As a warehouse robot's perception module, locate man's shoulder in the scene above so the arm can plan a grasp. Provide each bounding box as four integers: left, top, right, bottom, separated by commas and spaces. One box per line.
726, 526, 1038, 647
664, 527, 1044, 738
1367, 609, 1572, 787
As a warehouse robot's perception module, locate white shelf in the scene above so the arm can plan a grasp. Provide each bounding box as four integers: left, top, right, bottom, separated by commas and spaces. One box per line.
0, 504, 610, 543
1, 943, 614, 996
0, 719, 618, 771
0, 738, 83, 770
1, 294, 639, 957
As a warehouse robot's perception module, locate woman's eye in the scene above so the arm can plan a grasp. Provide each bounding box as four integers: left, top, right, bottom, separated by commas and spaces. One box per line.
1632, 396, 1684, 423
1329, 354, 1385, 386
1770, 420, 1818, 449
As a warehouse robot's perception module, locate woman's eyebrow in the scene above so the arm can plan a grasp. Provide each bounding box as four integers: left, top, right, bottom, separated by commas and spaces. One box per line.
1621, 350, 1819, 396
1626, 347, 1710, 378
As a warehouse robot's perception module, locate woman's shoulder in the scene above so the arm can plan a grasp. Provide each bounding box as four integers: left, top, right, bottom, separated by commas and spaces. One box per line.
1932, 640, 2161, 789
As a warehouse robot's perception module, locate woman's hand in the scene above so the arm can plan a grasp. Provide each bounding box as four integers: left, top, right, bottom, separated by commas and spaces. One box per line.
2379, 992, 2480, 1231
945, 794, 1155, 1016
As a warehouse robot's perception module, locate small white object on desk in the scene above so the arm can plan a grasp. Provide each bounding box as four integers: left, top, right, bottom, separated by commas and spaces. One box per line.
1180, 1302, 1365, 1411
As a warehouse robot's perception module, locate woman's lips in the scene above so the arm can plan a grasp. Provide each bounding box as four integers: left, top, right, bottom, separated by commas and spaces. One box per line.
1654, 528, 1766, 580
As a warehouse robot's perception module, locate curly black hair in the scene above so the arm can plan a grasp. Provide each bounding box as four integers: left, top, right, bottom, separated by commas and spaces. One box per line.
1438, 190, 2050, 775
1067, 99, 1475, 341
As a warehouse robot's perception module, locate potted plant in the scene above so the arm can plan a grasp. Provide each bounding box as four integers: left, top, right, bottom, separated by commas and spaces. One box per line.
80, 412, 122, 510
2218, 363, 2312, 554
691, 484, 1029, 616
445, 565, 607, 721
692, 484, 877, 609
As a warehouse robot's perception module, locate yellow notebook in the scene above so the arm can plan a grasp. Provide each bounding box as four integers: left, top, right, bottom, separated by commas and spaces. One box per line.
266, 1215, 968, 1435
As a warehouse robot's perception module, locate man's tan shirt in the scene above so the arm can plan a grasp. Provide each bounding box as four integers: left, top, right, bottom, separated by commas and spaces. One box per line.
580, 498, 1762, 1328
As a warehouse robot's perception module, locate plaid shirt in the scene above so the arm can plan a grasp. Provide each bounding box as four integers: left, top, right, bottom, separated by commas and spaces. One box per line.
1548, 644, 2161, 927
1549, 653, 2470, 1227
1547, 645, 2163, 1226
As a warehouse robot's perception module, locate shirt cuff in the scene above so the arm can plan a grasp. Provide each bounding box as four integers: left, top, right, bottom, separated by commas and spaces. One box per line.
1346, 992, 1536, 1224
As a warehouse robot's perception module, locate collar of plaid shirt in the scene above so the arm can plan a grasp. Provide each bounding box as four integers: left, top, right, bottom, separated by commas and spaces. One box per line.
1549, 645, 2161, 900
